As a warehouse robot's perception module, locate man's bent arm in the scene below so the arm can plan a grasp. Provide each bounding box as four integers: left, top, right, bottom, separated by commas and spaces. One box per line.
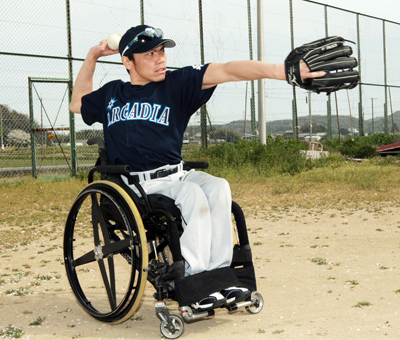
70, 40, 119, 114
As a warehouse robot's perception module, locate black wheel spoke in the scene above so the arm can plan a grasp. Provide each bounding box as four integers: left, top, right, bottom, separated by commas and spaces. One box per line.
91, 193, 101, 246
103, 238, 131, 257
73, 250, 96, 267
108, 256, 116, 302
98, 258, 117, 310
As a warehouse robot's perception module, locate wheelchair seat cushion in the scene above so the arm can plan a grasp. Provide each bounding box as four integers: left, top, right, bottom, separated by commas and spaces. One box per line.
148, 194, 181, 219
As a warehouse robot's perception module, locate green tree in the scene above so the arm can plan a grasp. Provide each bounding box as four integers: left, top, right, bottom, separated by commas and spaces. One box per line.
300, 122, 327, 133
209, 129, 242, 142
340, 128, 350, 136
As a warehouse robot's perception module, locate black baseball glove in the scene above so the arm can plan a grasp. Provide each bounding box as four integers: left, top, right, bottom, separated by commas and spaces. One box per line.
285, 36, 360, 94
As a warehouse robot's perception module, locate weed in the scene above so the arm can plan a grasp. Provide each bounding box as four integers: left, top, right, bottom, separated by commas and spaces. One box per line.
311, 257, 328, 265
45, 245, 61, 252
0, 325, 24, 338
36, 275, 52, 280
352, 301, 372, 308
257, 329, 266, 334
273, 329, 285, 334
15, 288, 30, 296
131, 316, 143, 322
5, 287, 31, 296
29, 316, 46, 326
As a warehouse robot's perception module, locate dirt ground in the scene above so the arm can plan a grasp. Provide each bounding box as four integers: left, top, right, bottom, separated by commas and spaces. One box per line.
1, 205, 400, 339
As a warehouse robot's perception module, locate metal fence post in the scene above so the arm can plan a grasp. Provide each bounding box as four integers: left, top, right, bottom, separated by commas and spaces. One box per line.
140, 0, 144, 25
356, 14, 364, 136
28, 77, 37, 178
289, 0, 298, 141
66, 0, 77, 176
247, 0, 257, 140
383, 20, 389, 134
198, 0, 207, 148
257, 0, 266, 144
325, 5, 332, 139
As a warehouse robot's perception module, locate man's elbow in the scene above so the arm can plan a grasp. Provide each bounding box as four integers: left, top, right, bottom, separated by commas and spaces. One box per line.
69, 101, 81, 114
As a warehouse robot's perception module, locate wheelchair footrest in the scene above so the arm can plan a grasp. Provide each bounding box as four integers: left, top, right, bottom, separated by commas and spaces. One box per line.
178, 290, 264, 322
179, 306, 215, 322
174, 267, 241, 307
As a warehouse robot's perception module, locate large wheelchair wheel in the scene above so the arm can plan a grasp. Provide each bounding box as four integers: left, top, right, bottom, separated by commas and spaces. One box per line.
64, 181, 148, 324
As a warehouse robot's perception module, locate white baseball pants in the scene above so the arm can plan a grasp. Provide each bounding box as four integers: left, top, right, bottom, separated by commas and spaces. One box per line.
124, 165, 233, 276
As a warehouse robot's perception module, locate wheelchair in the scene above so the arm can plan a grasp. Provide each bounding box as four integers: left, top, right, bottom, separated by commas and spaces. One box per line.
63, 137, 263, 339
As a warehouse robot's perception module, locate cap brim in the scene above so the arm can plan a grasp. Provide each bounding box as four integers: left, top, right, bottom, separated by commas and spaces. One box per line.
122, 38, 176, 56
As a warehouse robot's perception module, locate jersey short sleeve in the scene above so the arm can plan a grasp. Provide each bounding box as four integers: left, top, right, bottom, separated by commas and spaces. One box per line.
81, 80, 123, 126
166, 64, 216, 117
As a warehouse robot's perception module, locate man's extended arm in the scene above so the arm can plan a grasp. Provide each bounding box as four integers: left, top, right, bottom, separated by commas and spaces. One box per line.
201, 60, 325, 90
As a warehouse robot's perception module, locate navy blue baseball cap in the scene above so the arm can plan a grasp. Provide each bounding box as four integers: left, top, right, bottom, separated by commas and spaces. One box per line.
119, 25, 176, 57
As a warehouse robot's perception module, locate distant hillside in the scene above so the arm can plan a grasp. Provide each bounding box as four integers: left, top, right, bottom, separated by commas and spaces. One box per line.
219, 110, 400, 134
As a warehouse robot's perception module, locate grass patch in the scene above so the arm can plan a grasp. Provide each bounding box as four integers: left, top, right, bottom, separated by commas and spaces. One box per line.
352, 301, 372, 308
311, 257, 328, 265
29, 316, 46, 326
131, 316, 143, 322
0, 177, 86, 248
4, 287, 31, 296
0, 325, 24, 338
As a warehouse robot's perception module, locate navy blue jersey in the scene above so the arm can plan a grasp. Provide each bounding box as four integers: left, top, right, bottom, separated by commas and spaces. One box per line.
81, 64, 216, 171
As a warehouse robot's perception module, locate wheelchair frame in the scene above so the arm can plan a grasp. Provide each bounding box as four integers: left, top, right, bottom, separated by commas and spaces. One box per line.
63, 138, 263, 339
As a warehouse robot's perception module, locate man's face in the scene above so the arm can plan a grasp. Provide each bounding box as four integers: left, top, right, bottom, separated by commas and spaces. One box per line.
130, 45, 167, 85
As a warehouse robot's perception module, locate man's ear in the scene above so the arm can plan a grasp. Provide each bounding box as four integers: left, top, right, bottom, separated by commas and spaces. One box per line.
122, 56, 135, 71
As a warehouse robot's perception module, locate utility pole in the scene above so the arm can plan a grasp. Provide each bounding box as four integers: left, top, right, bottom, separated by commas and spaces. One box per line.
308, 91, 312, 143
0, 108, 4, 151
257, 0, 266, 144
371, 98, 377, 134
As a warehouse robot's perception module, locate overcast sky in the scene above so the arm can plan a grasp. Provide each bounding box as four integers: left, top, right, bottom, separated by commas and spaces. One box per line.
315, 0, 400, 22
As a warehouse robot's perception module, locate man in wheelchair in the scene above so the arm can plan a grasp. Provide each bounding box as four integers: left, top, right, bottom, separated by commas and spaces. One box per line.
67, 24, 324, 337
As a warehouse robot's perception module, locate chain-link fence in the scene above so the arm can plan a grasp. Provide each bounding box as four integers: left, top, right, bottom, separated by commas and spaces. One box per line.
1, 0, 400, 179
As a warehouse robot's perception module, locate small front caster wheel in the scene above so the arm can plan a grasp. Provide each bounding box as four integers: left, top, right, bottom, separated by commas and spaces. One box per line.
246, 291, 264, 314
160, 314, 185, 339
